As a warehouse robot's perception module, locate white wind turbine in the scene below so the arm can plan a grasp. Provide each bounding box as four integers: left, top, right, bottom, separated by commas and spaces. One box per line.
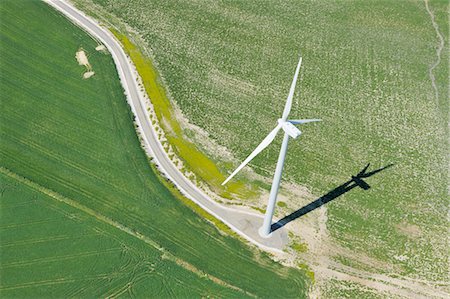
222, 57, 321, 238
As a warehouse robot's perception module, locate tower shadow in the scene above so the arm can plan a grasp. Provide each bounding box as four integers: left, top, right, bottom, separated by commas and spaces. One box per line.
271, 163, 393, 232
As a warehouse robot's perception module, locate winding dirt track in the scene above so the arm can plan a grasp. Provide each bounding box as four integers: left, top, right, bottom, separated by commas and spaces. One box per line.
424, 0, 444, 107
34, 1, 450, 297
44, 0, 288, 253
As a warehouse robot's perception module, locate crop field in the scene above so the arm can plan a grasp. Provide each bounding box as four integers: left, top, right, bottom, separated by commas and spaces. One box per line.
72, 0, 448, 297
0, 171, 248, 298
0, 1, 310, 298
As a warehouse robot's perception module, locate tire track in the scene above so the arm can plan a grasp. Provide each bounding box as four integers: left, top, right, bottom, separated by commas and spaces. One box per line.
0, 274, 112, 291
0, 167, 254, 297
1, 248, 120, 269
4, 134, 136, 199
0, 219, 60, 230
0, 234, 98, 248
1, 151, 127, 217
424, 0, 444, 107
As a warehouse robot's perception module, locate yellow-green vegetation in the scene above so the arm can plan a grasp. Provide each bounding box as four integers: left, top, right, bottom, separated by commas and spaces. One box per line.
277, 201, 287, 208
76, 0, 448, 296
148, 162, 238, 238
110, 29, 256, 200
291, 241, 308, 254
0, 170, 247, 298
1, 1, 311, 297
251, 206, 266, 214
297, 263, 315, 283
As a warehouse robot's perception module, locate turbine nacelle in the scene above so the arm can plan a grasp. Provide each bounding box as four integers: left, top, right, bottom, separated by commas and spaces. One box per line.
221, 118, 321, 186
221, 55, 322, 237
279, 120, 301, 139
278, 118, 322, 139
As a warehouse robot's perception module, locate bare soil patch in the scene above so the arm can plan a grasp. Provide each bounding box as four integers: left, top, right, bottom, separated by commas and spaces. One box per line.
75, 48, 94, 79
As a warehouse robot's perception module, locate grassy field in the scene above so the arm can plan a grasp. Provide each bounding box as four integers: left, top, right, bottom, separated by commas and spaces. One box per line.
71, 0, 449, 297
0, 1, 310, 297
108, 28, 257, 200
0, 170, 246, 298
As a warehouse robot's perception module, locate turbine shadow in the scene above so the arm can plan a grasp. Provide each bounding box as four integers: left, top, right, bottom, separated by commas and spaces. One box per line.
271, 163, 393, 233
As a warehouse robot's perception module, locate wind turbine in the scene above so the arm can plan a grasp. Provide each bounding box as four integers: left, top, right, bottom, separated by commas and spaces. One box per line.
222, 57, 321, 238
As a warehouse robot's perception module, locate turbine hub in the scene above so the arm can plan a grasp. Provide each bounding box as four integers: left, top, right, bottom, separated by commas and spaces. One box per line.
281, 121, 302, 139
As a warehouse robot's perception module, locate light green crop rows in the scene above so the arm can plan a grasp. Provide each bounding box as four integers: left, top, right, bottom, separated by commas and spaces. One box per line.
0, 1, 309, 297
73, 0, 449, 296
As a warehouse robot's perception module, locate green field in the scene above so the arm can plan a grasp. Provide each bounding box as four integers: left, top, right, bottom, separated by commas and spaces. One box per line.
71, 0, 449, 297
0, 1, 309, 297
0, 170, 247, 297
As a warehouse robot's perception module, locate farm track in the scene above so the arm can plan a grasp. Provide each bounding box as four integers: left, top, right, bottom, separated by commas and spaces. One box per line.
424, 0, 444, 107
59, 0, 449, 297
1, 2, 313, 296
0, 167, 253, 297
44, 0, 287, 253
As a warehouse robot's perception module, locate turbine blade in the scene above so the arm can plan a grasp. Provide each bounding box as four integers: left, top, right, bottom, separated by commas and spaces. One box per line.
357, 163, 371, 177
281, 56, 302, 121
361, 163, 393, 178
222, 124, 282, 185
289, 119, 321, 125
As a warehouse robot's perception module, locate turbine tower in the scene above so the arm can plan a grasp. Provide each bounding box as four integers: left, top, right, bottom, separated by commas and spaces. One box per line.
222, 57, 321, 238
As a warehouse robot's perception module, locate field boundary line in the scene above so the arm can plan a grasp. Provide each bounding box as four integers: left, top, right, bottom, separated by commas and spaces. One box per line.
0, 167, 254, 297
0, 234, 99, 248
0, 219, 60, 230
0, 274, 111, 291
2, 248, 121, 269
43, 0, 286, 254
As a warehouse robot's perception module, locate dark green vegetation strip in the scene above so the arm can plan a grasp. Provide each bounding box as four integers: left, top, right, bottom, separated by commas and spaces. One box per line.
0, 1, 308, 297
74, 0, 448, 293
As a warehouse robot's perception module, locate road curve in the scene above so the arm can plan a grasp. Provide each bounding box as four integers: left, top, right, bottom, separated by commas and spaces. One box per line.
45, 0, 287, 253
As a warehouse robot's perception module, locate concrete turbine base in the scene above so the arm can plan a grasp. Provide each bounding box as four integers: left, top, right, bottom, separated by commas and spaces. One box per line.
45, 0, 289, 254
258, 226, 273, 239
230, 214, 287, 250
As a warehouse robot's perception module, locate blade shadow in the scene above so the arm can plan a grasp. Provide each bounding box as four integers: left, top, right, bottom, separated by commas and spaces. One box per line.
271, 163, 393, 232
